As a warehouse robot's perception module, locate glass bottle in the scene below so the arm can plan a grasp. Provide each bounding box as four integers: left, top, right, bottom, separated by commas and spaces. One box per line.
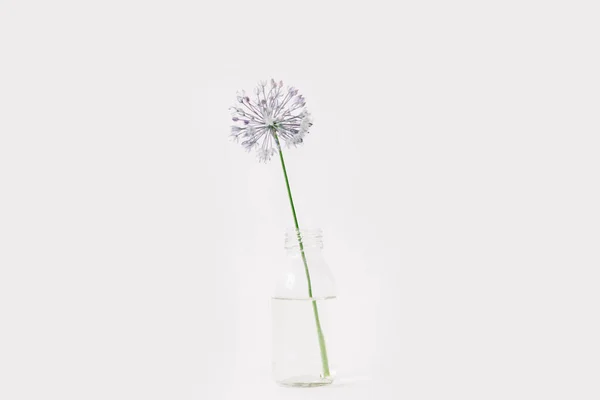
271, 228, 336, 387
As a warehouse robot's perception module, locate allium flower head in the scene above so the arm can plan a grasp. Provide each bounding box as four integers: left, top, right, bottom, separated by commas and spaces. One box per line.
229, 79, 313, 162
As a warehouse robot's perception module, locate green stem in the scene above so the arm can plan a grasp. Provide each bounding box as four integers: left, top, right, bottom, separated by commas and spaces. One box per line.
274, 135, 331, 378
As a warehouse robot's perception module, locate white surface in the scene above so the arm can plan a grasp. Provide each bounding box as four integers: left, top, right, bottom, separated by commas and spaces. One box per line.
1, 1, 599, 399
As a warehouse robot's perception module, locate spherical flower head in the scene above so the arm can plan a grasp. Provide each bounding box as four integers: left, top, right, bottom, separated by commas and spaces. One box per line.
229, 80, 313, 162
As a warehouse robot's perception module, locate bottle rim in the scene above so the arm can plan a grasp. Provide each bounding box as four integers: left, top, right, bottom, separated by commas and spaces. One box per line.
284, 228, 323, 250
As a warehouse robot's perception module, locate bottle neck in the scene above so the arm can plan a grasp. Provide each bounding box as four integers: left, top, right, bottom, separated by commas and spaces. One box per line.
285, 228, 324, 251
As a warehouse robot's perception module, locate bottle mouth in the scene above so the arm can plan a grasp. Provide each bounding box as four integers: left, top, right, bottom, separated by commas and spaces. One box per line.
284, 228, 323, 250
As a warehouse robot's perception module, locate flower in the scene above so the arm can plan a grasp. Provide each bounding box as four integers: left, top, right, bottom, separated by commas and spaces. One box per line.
229, 79, 313, 162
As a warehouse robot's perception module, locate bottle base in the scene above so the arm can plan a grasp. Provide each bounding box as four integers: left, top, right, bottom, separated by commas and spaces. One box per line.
276, 375, 334, 387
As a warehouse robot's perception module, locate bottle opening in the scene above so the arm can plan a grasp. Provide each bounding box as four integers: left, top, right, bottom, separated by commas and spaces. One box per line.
284, 228, 323, 250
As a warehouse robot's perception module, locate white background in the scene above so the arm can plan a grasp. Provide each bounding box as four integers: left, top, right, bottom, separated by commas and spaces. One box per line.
1, 1, 599, 399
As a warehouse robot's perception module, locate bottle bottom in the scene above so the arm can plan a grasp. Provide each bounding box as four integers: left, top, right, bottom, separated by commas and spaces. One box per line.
276, 374, 334, 387
272, 297, 336, 387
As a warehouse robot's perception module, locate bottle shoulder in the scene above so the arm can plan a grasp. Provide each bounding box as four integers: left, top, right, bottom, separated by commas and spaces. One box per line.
273, 252, 336, 298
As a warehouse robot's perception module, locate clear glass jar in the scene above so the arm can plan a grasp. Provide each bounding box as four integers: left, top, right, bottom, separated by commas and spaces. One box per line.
271, 228, 336, 387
